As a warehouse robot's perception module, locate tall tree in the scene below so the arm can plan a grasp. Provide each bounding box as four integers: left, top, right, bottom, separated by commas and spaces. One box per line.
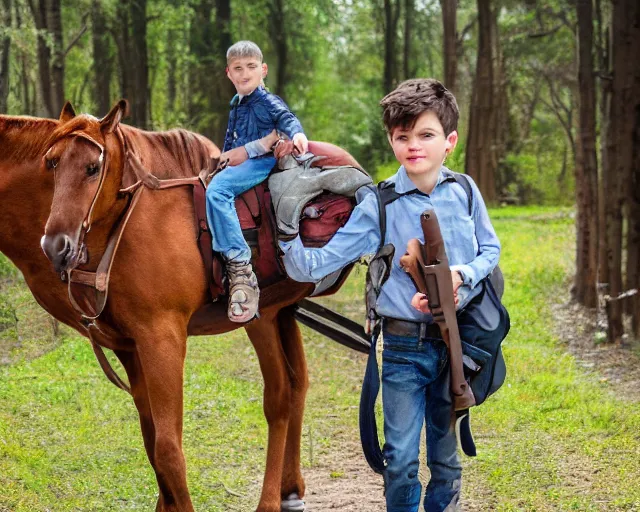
188, 0, 233, 144
403, 0, 414, 80
574, 0, 598, 308
29, 0, 63, 117
625, 2, 640, 336
129, 0, 149, 128
441, 0, 457, 93
91, 0, 111, 116
48, 0, 63, 114
383, 0, 401, 93
0, 0, 10, 113
465, 0, 497, 203
268, 0, 287, 99
114, 0, 133, 105
595, 0, 610, 298
604, 0, 638, 343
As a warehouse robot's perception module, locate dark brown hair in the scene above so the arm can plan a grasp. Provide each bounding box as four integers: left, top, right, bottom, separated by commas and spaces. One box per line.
380, 79, 459, 135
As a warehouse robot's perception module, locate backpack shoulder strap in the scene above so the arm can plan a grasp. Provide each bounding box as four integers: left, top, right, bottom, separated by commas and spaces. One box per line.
366, 180, 402, 250
442, 169, 473, 216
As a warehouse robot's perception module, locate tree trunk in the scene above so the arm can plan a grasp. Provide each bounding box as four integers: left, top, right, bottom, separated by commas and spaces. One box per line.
47, 0, 64, 115
0, 0, 10, 113
575, 0, 599, 308
595, 0, 610, 298
440, 0, 457, 94
465, 0, 496, 203
129, 0, 148, 128
91, 0, 111, 116
403, 0, 414, 80
188, 0, 232, 144
30, 0, 53, 116
212, 0, 233, 144
383, 0, 401, 93
114, 0, 133, 104
626, 4, 640, 335
167, 28, 177, 113
631, 108, 640, 337
268, 0, 287, 99
605, 0, 637, 344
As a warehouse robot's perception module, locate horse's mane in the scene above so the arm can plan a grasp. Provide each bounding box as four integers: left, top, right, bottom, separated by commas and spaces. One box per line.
0, 115, 59, 163
47, 115, 215, 179
121, 125, 215, 178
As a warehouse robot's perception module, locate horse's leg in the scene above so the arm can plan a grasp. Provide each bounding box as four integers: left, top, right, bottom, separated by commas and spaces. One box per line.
245, 316, 292, 512
113, 349, 174, 511
133, 324, 193, 512
277, 306, 308, 506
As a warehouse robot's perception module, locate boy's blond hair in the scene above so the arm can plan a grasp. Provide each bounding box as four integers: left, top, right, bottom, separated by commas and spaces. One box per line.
226, 41, 263, 64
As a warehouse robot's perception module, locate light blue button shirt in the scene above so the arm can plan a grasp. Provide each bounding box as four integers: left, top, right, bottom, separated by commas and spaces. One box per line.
279, 165, 501, 322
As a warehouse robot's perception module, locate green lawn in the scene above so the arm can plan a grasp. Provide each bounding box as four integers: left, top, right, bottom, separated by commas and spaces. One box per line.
1, 206, 639, 511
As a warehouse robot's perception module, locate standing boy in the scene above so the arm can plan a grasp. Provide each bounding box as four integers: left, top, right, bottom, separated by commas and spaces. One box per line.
206, 40, 308, 323
279, 78, 500, 511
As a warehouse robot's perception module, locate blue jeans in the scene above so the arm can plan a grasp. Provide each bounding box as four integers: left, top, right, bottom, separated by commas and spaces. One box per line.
382, 332, 462, 512
205, 156, 276, 262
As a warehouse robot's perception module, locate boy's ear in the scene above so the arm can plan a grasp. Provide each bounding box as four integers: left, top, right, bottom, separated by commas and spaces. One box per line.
261, 63, 268, 79
445, 130, 459, 153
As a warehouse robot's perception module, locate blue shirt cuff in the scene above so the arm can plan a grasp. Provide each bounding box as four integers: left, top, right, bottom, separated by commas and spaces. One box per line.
244, 140, 268, 159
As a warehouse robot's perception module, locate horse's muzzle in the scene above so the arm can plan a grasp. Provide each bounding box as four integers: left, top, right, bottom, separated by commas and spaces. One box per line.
41, 233, 75, 273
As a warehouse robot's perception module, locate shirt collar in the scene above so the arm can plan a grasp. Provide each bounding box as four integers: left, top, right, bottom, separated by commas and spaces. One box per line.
229, 86, 267, 107
394, 165, 448, 194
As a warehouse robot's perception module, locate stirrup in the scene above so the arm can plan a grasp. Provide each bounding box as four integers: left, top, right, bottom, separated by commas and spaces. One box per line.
226, 260, 259, 323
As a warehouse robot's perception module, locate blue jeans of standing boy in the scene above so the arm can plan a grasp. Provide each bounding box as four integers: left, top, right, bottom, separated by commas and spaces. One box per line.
382, 332, 462, 512
205, 156, 277, 263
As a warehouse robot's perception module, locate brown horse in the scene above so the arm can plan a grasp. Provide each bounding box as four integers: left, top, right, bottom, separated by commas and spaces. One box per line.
0, 114, 87, 331
34, 100, 339, 512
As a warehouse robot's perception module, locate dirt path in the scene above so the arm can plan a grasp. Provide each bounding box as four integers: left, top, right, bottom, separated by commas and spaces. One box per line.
299, 295, 640, 512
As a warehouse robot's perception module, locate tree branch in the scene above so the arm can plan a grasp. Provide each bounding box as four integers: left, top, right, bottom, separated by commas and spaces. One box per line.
528, 24, 563, 38
64, 12, 89, 56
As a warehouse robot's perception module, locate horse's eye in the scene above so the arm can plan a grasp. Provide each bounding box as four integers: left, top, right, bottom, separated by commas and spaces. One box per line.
46, 158, 59, 170
86, 163, 100, 177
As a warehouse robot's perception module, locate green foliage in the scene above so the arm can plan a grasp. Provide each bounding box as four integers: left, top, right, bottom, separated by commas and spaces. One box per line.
2, 207, 640, 510
0, 254, 17, 279
2, 0, 579, 204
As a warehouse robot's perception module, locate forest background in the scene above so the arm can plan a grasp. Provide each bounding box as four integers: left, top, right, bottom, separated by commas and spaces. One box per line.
1, 0, 640, 509
0, 0, 639, 365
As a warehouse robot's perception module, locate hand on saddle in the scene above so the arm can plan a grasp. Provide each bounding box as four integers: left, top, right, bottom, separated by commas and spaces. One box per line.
219, 146, 249, 168
293, 133, 309, 155
410, 270, 463, 313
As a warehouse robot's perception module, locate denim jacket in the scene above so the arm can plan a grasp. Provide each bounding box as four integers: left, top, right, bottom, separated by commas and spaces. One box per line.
223, 86, 304, 157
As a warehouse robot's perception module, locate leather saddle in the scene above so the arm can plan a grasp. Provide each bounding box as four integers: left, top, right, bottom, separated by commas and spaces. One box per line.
193, 141, 373, 302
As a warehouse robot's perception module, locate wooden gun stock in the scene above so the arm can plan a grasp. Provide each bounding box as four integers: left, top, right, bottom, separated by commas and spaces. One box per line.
400, 210, 475, 411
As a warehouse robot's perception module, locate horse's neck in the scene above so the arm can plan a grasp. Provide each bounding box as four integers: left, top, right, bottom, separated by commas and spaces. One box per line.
121, 125, 211, 179
0, 116, 57, 166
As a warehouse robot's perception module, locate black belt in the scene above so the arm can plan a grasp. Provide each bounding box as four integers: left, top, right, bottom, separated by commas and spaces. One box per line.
382, 318, 442, 339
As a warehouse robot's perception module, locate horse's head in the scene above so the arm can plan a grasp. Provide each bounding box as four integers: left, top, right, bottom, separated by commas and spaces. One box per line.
41, 100, 129, 273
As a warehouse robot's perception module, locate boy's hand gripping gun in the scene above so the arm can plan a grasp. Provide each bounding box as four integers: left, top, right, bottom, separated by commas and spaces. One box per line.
400, 210, 476, 411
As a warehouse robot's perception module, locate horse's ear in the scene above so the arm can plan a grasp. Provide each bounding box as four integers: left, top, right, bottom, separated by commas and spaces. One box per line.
59, 101, 76, 123
100, 99, 129, 134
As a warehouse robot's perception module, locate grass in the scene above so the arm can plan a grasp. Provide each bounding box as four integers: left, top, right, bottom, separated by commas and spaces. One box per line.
1, 206, 639, 511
